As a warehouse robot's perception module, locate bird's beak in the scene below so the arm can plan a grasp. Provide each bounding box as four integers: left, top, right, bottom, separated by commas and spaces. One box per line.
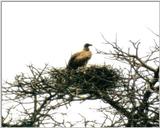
89, 44, 93, 46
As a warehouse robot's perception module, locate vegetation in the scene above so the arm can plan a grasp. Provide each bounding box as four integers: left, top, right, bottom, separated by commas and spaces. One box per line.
2, 35, 159, 127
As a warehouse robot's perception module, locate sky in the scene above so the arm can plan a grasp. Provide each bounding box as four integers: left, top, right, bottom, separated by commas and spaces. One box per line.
2, 1, 159, 126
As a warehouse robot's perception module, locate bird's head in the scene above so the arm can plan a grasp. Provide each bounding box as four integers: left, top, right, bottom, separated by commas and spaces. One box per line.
84, 43, 92, 49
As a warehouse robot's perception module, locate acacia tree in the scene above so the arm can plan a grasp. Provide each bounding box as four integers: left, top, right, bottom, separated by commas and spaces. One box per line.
2, 34, 159, 127
95, 33, 159, 127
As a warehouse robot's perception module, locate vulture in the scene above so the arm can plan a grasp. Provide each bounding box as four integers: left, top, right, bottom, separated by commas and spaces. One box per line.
66, 43, 92, 69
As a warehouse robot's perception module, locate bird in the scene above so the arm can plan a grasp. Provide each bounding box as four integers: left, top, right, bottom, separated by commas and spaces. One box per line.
66, 43, 92, 69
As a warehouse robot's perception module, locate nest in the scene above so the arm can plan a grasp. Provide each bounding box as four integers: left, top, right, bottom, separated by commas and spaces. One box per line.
49, 65, 121, 93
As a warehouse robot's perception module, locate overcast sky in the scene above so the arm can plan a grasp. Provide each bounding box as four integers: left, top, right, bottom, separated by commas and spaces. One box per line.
2, 2, 159, 126
2, 2, 159, 81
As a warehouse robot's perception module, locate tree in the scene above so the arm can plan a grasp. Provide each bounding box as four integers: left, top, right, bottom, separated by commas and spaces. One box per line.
95, 33, 159, 127
2, 34, 159, 127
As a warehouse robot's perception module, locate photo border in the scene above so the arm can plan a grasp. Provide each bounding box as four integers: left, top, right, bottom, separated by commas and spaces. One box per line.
0, 0, 159, 128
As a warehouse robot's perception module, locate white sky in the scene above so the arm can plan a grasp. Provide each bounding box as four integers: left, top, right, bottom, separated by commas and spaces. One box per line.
2, 2, 159, 81
2, 2, 159, 127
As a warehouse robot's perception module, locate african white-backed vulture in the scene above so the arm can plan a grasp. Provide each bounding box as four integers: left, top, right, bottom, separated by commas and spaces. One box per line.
66, 43, 92, 69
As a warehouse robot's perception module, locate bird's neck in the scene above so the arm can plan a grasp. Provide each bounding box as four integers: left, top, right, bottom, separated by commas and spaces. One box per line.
83, 47, 89, 51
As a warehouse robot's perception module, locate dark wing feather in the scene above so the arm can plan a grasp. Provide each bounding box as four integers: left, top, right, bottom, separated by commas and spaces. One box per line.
67, 52, 81, 69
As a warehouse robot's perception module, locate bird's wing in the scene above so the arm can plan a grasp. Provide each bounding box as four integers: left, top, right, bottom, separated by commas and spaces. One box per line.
69, 52, 81, 62
67, 52, 81, 66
